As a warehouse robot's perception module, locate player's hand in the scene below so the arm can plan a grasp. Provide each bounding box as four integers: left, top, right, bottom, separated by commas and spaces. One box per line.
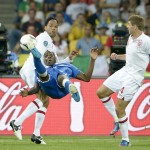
111, 53, 118, 60
90, 47, 99, 60
69, 50, 78, 60
20, 88, 28, 97
27, 39, 36, 50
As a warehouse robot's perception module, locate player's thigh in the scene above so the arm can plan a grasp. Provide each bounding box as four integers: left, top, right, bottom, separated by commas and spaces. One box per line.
117, 77, 140, 101
103, 70, 123, 93
97, 71, 122, 98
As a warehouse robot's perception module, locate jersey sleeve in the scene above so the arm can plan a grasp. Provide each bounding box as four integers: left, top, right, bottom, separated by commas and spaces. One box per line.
69, 64, 82, 78
146, 38, 150, 55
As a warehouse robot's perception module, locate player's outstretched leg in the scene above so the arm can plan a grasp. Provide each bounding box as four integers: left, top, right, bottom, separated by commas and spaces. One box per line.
69, 84, 80, 102
31, 48, 41, 58
61, 77, 80, 102
27, 40, 41, 58
10, 120, 22, 140
31, 48, 47, 76
110, 122, 120, 136
31, 134, 46, 144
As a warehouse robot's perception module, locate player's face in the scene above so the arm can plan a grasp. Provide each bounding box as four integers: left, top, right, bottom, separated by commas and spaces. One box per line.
127, 21, 136, 35
45, 20, 58, 38
44, 51, 56, 66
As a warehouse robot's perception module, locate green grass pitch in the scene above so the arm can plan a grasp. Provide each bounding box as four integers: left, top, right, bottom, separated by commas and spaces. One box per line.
0, 136, 149, 150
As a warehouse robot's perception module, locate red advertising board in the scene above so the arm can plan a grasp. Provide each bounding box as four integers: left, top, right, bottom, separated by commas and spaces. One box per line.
0, 78, 150, 135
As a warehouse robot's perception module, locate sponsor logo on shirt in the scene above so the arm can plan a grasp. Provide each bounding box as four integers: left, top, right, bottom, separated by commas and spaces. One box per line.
43, 41, 48, 47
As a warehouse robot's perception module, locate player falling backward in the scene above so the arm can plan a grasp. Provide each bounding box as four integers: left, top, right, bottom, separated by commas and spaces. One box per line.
10, 39, 99, 143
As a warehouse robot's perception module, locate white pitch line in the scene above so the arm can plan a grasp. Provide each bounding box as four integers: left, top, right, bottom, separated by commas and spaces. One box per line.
0, 138, 149, 143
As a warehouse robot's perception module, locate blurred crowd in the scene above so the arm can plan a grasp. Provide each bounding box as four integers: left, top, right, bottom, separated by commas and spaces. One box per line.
7, 0, 150, 77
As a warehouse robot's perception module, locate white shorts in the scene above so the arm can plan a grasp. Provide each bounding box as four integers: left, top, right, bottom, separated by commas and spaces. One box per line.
103, 68, 140, 101
19, 65, 35, 88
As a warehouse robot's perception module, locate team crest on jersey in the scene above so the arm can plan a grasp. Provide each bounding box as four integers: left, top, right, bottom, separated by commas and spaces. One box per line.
43, 41, 48, 47
137, 39, 142, 47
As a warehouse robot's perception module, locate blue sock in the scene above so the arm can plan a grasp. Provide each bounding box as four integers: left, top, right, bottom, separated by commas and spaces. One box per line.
31, 48, 41, 58
64, 80, 71, 93
33, 57, 46, 74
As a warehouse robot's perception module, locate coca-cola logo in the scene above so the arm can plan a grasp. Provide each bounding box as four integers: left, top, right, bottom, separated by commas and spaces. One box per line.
0, 82, 27, 131
0, 80, 150, 133
127, 82, 150, 131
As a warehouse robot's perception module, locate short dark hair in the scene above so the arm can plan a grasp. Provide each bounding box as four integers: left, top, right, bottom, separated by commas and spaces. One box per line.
45, 17, 58, 26
128, 15, 145, 31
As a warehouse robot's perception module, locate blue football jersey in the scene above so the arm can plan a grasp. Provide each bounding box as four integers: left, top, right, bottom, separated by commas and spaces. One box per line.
35, 63, 81, 99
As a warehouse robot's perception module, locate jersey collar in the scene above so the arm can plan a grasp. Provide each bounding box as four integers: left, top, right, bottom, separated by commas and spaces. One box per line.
131, 32, 144, 41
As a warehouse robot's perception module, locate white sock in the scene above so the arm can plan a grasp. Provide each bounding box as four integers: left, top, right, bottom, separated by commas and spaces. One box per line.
119, 115, 129, 142
101, 97, 119, 122
15, 99, 43, 126
33, 106, 47, 136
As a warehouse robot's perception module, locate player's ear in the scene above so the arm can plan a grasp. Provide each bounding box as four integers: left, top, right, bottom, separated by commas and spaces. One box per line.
134, 25, 138, 30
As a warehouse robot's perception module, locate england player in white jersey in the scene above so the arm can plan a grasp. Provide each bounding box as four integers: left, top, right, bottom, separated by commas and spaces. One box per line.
11, 17, 77, 144
96, 15, 150, 146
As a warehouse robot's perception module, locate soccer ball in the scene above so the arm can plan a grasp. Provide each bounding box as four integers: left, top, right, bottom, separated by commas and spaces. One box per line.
20, 34, 37, 51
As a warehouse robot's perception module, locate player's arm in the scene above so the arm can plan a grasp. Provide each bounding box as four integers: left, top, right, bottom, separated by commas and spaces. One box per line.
20, 83, 40, 97
111, 53, 126, 60
76, 48, 98, 82
58, 50, 79, 63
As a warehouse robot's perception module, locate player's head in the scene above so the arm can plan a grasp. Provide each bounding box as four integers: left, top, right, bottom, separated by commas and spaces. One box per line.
44, 50, 56, 66
45, 17, 58, 38
127, 15, 144, 34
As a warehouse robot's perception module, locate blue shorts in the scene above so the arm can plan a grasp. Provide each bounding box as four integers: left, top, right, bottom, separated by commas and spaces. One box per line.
35, 63, 81, 99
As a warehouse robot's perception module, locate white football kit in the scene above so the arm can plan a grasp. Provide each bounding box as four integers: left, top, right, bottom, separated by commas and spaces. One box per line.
104, 33, 150, 101
20, 31, 71, 88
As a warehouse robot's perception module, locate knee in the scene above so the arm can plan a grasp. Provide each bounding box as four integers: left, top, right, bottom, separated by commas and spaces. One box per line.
96, 88, 106, 99
57, 75, 65, 83
58, 75, 68, 87
43, 98, 49, 108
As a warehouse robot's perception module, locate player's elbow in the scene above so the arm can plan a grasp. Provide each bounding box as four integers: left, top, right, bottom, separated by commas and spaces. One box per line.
84, 77, 90, 82
79, 74, 91, 82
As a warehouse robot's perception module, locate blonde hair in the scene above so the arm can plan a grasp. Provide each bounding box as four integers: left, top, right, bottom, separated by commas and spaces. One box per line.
128, 15, 145, 31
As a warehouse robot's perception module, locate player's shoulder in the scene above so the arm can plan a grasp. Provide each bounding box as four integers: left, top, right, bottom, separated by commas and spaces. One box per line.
140, 33, 150, 41
138, 34, 150, 51
36, 31, 53, 47
36, 31, 52, 42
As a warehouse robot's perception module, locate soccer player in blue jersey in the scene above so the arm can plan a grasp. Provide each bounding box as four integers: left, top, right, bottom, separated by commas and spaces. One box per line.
21, 49, 98, 101
10, 39, 99, 142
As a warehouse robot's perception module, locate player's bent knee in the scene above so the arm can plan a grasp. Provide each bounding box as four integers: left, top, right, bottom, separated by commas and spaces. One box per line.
57, 75, 67, 86
96, 88, 106, 99
43, 98, 49, 108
